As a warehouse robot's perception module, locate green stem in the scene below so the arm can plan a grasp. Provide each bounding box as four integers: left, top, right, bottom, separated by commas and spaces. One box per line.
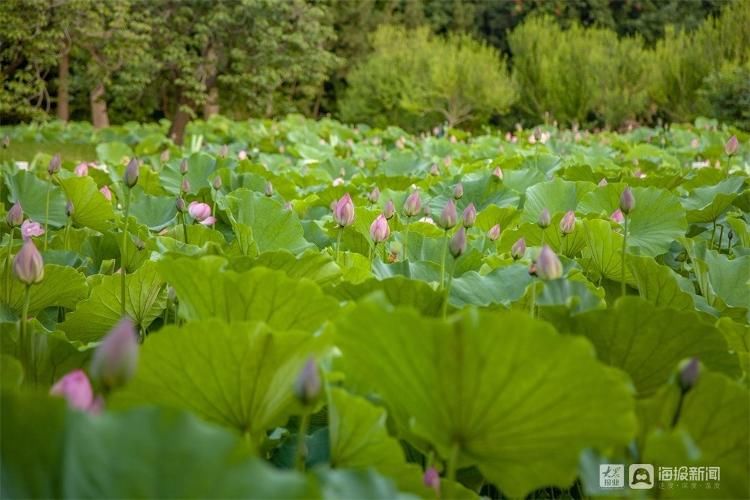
442, 264, 454, 319
63, 218, 71, 251
529, 281, 537, 318
336, 227, 343, 263
44, 176, 52, 251
403, 217, 411, 261
709, 219, 716, 248
621, 215, 628, 298
19, 285, 31, 375
540, 228, 545, 247
440, 230, 449, 289
5, 228, 13, 303
369, 242, 376, 265
181, 215, 189, 245
446, 441, 460, 482
717, 224, 724, 252
295, 413, 311, 472
121, 188, 132, 317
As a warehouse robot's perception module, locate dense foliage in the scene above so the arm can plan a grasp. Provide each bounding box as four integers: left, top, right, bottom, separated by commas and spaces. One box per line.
1, 116, 748, 498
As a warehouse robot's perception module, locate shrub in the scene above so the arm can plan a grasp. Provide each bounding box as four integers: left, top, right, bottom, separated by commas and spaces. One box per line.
700, 61, 750, 130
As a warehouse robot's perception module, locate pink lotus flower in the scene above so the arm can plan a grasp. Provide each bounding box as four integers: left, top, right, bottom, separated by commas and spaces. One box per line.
90, 317, 139, 391
333, 193, 355, 227
74, 163, 89, 177
423, 467, 440, 494
369, 187, 380, 204
449, 227, 466, 258
370, 214, 390, 243
13, 239, 44, 285
383, 200, 395, 220
560, 210, 576, 234
610, 208, 625, 224
437, 200, 458, 230
453, 183, 464, 200
332, 177, 345, 187
403, 191, 421, 217
487, 224, 501, 241
493, 167, 503, 180
598, 178, 608, 187
99, 185, 113, 201
6, 202, 23, 228
293, 357, 321, 406
725, 135, 739, 156
20, 220, 45, 241
238, 150, 248, 160
462, 203, 477, 228
50, 369, 97, 412
536, 245, 562, 280
511, 237, 526, 260
188, 202, 216, 226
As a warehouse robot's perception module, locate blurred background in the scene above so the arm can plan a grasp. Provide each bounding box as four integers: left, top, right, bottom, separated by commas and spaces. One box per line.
1, 0, 748, 142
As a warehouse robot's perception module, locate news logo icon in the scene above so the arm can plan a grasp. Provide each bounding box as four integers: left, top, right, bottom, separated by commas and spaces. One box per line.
629, 464, 654, 489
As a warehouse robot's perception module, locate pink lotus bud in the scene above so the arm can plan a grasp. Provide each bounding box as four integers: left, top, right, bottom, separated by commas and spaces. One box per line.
403, 191, 421, 217
487, 224, 501, 241
690, 138, 700, 149
333, 193, 355, 227
725, 135, 739, 156
383, 200, 395, 220
369, 187, 380, 204
610, 208, 624, 224
619, 187, 635, 215
537, 208, 551, 229
90, 317, 139, 391
462, 203, 477, 228
536, 245, 562, 280
13, 239, 44, 285
238, 150, 248, 160
6, 201, 23, 227
124, 158, 139, 188
679, 358, 700, 392
438, 200, 458, 230
219, 145, 229, 158
176, 197, 187, 214
598, 178, 608, 187
264, 181, 274, 197
511, 237, 526, 260
453, 183, 464, 200
179, 159, 189, 175
50, 369, 94, 411
492, 167, 503, 180
65, 200, 75, 218
188, 202, 215, 225
99, 185, 113, 201
633, 168, 646, 179
212, 176, 222, 190
20, 220, 44, 241
160, 149, 170, 163
293, 356, 321, 406
181, 178, 191, 194
74, 163, 89, 177
332, 177, 345, 187
370, 214, 390, 243
559, 210, 576, 234
430, 164, 440, 176
449, 227, 467, 258
48, 154, 61, 176
423, 467, 440, 493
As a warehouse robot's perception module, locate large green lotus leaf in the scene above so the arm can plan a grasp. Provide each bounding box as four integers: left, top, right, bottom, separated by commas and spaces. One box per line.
58, 176, 114, 232
473, 205, 519, 232
313, 468, 411, 500
726, 215, 749, 248
628, 255, 696, 311
371, 259, 440, 284
112, 320, 330, 440
127, 187, 177, 230
5, 170, 67, 227
325, 276, 443, 316
579, 186, 687, 256
158, 256, 338, 329
703, 251, 750, 310
231, 250, 341, 287
224, 189, 311, 254
1, 392, 314, 499
521, 178, 592, 223
449, 264, 531, 307
682, 176, 745, 223
640, 373, 749, 498
0, 354, 23, 388
535, 276, 606, 315
581, 219, 636, 286
334, 297, 636, 497
497, 215, 587, 258
568, 297, 740, 396
161, 152, 217, 195
717, 318, 750, 380
2, 264, 88, 316
95, 141, 132, 165
61, 260, 166, 342
624, 143, 680, 168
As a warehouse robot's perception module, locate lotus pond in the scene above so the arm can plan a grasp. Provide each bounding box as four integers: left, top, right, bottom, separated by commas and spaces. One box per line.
1, 117, 748, 499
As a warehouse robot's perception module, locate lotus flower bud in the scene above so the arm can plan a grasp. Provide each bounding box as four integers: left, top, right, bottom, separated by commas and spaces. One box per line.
453, 183, 464, 200
90, 317, 139, 391
679, 358, 700, 392
176, 198, 187, 214
437, 200, 458, 230
537, 208, 551, 229
100, 185, 113, 201
430, 164, 440, 176
219, 144, 229, 158
403, 191, 421, 217
293, 357, 321, 406
64, 200, 74, 218
383, 200, 395, 220
188, 202, 216, 225
180, 178, 191, 194
179, 159, 189, 175
210, 177, 221, 192
725, 135, 739, 156
492, 167, 503, 180
124, 158, 139, 188
487, 224, 501, 241
598, 178, 608, 187
50, 369, 94, 411
369, 187, 380, 204
370, 214, 390, 243
332, 177, 345, 187
462, 203, 477, 228
160, 149, 170, 163
619, 187, 635, 215
74, 163, 89, 177
423, 467, 440, 494
238, 150, 248, 160
6, 201, 23, 227
610, 208, 624, 224
48, 153, 61, 176
13, 239, 44, 285
511, 237, 526, 260
536, 245, 562, 280
20, 220, 44, 241
264, 181, 274, 197
333, 193, 355, 227
559, 210, 576, 234
449, 227, 467, 258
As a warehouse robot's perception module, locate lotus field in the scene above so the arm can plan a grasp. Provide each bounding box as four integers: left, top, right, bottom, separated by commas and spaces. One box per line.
1, 117, 749, 499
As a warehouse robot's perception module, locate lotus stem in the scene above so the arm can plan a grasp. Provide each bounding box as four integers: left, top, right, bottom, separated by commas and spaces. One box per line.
44, 177, 52, 251
446, 441, 460, 482
621, 215, 628, 298
120, 188, 132, 316
4, 228, 13, 303
295, 413, 311, 472
335, 227, 343, 263
440, 230, 449, 289
19, 284, 31, 375
403, 217, 411, 261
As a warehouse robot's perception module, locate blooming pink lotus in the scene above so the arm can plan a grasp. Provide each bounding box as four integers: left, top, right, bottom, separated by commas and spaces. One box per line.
610, 208, 625, 224
74, 163, 89, 176
20, 220, 45, 241
188, 202, 216, 226
99, 185, 113, 201
50, 369, 101, 413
